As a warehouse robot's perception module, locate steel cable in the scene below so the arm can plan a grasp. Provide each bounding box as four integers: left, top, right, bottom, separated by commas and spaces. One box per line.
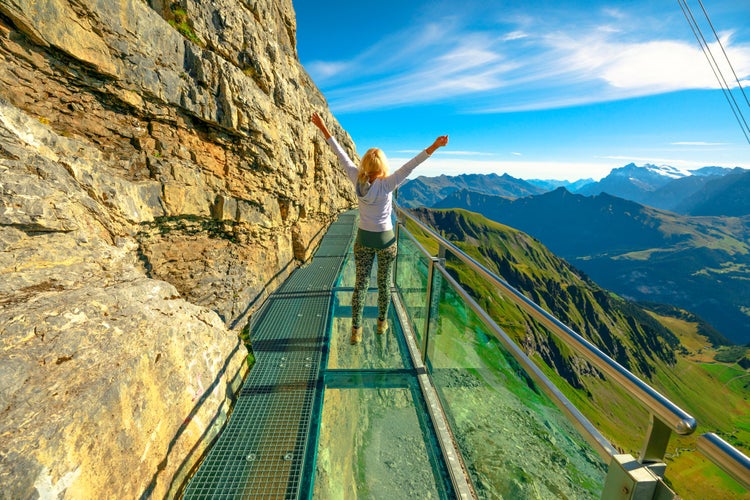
678, 0, 750, 143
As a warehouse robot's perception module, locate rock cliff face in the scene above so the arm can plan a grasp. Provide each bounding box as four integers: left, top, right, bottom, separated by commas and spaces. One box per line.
0, 0, 356, 497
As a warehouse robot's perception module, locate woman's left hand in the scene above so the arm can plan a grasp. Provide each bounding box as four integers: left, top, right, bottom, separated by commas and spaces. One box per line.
427, 135, 449, 155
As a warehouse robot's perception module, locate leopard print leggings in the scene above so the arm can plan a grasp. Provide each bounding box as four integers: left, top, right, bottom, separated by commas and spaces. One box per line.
351, 241, 398, 329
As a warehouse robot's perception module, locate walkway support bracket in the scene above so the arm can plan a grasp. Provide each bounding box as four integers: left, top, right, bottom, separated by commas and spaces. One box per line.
602, 454, 677, 499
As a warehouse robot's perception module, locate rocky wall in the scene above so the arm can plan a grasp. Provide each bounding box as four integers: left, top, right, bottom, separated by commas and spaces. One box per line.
0, 0, 356, 497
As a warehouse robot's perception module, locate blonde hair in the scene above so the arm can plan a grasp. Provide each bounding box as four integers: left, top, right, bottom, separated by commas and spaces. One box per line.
358, 147, 389, 183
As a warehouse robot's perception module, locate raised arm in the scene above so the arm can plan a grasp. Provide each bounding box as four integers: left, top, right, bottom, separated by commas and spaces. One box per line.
311, 112, 332, 139
311, 112, 358, 183
382, 135, 449, 192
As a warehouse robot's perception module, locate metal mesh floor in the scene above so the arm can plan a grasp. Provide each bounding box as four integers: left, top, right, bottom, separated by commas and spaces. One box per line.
277, 258, 345, 293
184, 210, 355, 499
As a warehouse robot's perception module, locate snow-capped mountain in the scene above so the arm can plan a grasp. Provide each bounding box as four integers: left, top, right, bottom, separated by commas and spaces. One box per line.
574, 163, 742, 209
577, 162, 686, 198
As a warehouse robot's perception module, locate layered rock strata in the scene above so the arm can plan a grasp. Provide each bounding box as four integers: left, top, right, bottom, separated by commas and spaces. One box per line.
0, 0, 356, 497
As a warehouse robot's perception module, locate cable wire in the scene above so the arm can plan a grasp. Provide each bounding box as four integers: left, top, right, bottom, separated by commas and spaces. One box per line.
678, 0, 750, 144
697, 0, 750, 109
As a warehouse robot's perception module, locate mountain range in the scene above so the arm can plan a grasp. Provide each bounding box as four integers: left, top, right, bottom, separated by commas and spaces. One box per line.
396, 172, 544, 208
433, 188, 750, 345
398, 162, 750, 344
675, 168, 750, 216
399, 162, 749, 216
576, 163, 749, 214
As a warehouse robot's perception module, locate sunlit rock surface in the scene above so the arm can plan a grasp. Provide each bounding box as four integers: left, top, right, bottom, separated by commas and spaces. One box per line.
0, 0, 356, 496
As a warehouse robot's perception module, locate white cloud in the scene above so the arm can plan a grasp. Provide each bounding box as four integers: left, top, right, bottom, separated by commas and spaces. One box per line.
602, 7, 627, 20
502, 30, 528, 41
600, 39, 740, 92
393, 154, 750, 182
541, 30, 750, 91
396, 149, 496, 156
306, 9, 750, 114
443, 150, 496, 156
306, 61, 349, 79
671, 141, 729, 146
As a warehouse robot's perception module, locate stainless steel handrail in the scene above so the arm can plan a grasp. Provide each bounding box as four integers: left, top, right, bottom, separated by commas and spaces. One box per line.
395, 206, 696, 445
697, 433, 750, 489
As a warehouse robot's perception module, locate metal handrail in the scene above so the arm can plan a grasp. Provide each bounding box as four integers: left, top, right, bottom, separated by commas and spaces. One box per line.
395, 206, 697, 453
697, 433, 750, 489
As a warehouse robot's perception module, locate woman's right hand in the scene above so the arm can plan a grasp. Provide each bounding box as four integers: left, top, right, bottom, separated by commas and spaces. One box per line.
311, 112, 332, 139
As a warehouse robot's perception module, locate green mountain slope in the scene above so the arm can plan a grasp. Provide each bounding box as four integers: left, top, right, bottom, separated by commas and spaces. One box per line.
434, 188, 750, 344
407, 207, 750, 498
412, 207, 679, 381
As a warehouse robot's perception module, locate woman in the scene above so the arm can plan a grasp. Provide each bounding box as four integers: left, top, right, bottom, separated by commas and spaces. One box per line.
312, 112, 448, 344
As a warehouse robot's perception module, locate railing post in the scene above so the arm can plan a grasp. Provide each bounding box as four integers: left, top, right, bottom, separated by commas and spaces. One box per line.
393, 221, 401, 284
639, 415, 672, 476
421, 244, 447, 364
422, 256, 438, 363
392, 190, 400, 284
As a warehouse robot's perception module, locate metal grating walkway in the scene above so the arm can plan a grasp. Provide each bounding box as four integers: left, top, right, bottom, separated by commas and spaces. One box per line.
184, 210, 357, 499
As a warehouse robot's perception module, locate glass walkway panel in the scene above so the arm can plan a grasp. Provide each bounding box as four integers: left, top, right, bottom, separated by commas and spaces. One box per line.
313, 248, 453, 498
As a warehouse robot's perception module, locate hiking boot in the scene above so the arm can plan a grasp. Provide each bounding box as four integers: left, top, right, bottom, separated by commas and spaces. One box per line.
350, 326, 363, 344
377, 319, 388, 335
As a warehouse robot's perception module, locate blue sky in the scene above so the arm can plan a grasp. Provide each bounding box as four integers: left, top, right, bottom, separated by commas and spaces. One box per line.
294, 0, 750, 181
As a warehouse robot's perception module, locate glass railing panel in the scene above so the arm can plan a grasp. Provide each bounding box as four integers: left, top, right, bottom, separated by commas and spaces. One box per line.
313, 376, 451, 499
394, 229, 431, 348
428, 276, 608, 498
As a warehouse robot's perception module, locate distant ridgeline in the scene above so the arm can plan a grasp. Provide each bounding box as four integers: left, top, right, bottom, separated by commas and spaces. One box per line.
400, 165, 750, 345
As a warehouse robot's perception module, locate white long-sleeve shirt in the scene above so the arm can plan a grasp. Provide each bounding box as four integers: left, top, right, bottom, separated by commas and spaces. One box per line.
327, 136, 430, 232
